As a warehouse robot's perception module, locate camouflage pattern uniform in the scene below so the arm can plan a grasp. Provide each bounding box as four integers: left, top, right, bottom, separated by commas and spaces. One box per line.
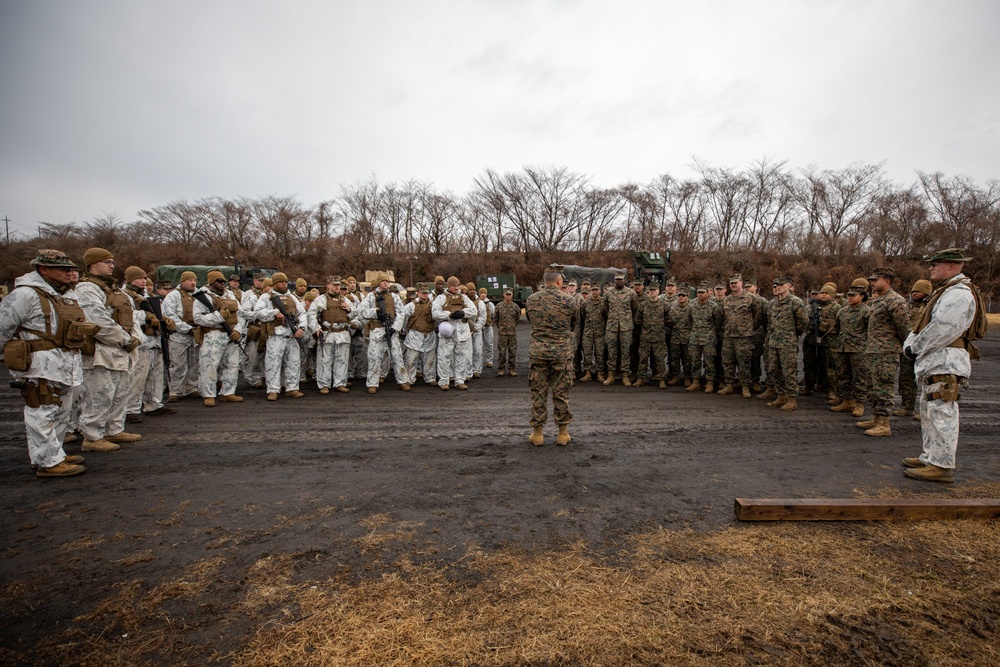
686, 297, 721, 381
817, 299, 843, 396
865, 289, 911, 417
666, 299, 692, 382
898, 297, 928, 412
527, 285, 578, 427
581, 294, 606, 376
802, 295, 823, 391
904, 272, 977, 471
765, 294, 809, 397
495, 299, 521, 373
635, 293, 668, 381
834, 299, 870, 403
720, 292, 762, 390
603, 285, 636, 378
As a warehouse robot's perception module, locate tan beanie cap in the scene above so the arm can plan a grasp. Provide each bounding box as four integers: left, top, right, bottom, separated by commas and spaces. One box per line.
83, 247, 114, 268
820, 284, 837, 296
124, 266, 147, 283
912, 279, 932, 295
271, 272, 289, 283
180, 270, 197, 283
447, 276, 460, 287
296, 278, 308, 287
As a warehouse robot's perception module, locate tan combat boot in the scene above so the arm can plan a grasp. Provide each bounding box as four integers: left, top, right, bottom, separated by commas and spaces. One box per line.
555, 424, 571, 446
830, 399, 855, 413
828, 396, 843, 406
509, 370, 517, 377
864, 415, 891, 437
717, 384, 734, 395
580, 371, 592, 382
319, 387, 330, 395
741, 385, 752, 399
779, 397, 798, 411
597, 372, 606, 383
683, 377, 692, 387
893, 407, 914, 417
602, 375, 615, 386
855, 415, 878, 429
852, 404, 865, 418
203, 397, 216, 407
667, 376, 681, 386
622, 376, 633, 387
267, 392, 278, 401
219, 394, 243, 402
36, 461, 86, 478
105, 432, 141, 443
659, 379, 667, 390
904, 464, 954, 483
686, 379, 701, 392
703, 380, 714, 393
529, 426, 545, 446
767, 394, 787, 408
757, 387, 776, 400
82, 439, 119, 452
901, 456, 924, 468
287, 390, 304, 398
633, 378, 645, 387
497, 369, 506, 376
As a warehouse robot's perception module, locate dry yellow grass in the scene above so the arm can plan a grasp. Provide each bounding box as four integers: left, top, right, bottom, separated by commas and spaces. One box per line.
986, 312, 1000, 326
15, 487, 1000, 666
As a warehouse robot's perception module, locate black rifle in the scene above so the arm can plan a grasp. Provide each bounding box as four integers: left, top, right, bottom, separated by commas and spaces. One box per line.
142, 295, 171, 380
374, 291, 396, 370
809, 299, 821, 361
269, 293, 300, 332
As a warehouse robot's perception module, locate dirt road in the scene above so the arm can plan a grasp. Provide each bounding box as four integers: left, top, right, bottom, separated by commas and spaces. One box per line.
2, 325, 998, 663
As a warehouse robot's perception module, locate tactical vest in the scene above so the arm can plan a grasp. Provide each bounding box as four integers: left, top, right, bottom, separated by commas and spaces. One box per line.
81, 275, 133, 332
443, 293, 465, 316
407, 300, 436, 333
263, 293, 300, 337
9, 286, 97, 354
484, 301, 493, 326
125, 286, 158, 336
205, 292, 239, 330
320, 295, 351, 326
366, 290, 396, 333
913, 276, 988, 360
231, 287, 243, 302
179, 290, 196, 325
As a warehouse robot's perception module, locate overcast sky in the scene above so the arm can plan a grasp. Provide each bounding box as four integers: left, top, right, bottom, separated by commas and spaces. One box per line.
1, 0, 998, 239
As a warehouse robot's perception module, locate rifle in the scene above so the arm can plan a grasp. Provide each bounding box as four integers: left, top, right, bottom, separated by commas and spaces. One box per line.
269, 293, 300, 332
192, 290, 236, 338
374, 290, 396, 370
143, 295, 171, 380
809, 300, 821, 360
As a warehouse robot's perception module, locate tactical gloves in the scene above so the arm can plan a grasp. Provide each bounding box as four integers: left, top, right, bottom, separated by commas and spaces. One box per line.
122, 336, 141, 352
450, 311, 465, 320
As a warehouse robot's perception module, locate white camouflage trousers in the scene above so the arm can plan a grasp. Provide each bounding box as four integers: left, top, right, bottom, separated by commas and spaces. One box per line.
483, 326, 494, 366
78, 366, 129, 441
264, 334, 301, 393
142, 349, 165, 412
168, 333, 199, 398
403, 347, 436, 385
125, 346, 152, 415
241, 339, 264, 386
24, 382, 79, 468
437, 337, 471, 387
317, 340, 351, 389
366, 333, 405, 388
917, 375, 961, 469
199, 330, 241, 398
471, 329, 484, 374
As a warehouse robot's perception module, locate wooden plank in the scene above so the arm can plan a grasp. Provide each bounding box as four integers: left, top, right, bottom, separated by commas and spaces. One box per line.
734, 498, 1000, 521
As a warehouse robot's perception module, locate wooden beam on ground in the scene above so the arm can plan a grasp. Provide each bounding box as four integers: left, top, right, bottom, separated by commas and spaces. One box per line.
734, 498, 1000, 521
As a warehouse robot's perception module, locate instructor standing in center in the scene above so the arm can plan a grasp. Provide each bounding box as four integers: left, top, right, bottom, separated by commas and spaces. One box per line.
526, 267, 579, 447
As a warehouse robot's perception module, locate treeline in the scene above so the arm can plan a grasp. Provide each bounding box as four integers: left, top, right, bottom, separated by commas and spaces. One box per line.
2, 160, 998, 303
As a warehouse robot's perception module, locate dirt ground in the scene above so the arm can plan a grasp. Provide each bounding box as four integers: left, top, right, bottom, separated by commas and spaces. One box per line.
2, 324, 998, 665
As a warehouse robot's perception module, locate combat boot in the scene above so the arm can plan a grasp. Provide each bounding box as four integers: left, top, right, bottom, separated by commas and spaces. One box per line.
400, 383, 411, 391
622, 376, 633, 387
779, 397, 798, 411
901, 456, 924, 468
752, 382, 762, 393
741, 385, 752, 399
555, 424, 571, 446
203, 397, 216, 407
498, 369, 506, 376
686, 379, 701, 392
864, 416, 891, 437
267, 392, 278, 401
336, 386, 350, 393
757, 387, 776, 400
893, 407, 914, 417
659, 379, 667, 390
633, 378, 645, 387
852, 404, 865, 418
368, 387, 377, 394
830, 399, 855, 413
855, 415, 878, 429
319, 387, 330, 395
826, 391, 838, 402
767, 394, 787, 408
508, 370, 517, 377
597, 372, 606, 383
703, 380, 714, 393
105, 432, 141, 443
36, 461, 86, 478
667, 376, 681, 386
286, 390, 304, 398
219, 394, 243, 402
82, 439, 119, 452
683, 377, 692, 387
904, 464, 954, 483
580, 371, 592, 382
828, 396, 843, 406
529, 426, 544, 446
717, 384, 734, 395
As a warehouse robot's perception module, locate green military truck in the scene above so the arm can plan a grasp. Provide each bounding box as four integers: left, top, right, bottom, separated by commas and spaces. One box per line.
475, 274, 533, 309
155, 265, 279, 288
560, 265, 629, 289
631, 251, 671, 286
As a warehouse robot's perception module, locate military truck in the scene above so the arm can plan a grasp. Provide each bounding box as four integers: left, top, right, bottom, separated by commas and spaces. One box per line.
631, 251, 671, 286
155, 265, 279, 288
475, 274, 533, 309
560, 265, 629, 289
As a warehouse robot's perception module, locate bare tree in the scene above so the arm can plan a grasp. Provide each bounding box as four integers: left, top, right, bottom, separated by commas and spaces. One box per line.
794, 162, 885, 257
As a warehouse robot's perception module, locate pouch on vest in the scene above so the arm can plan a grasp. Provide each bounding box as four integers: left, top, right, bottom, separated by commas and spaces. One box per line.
4, 340, 32, 372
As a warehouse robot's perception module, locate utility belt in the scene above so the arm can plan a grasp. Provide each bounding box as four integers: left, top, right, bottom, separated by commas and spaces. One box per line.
323, 323, 350, 331
10, 379, 63, 408
925, 374, 964, 403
